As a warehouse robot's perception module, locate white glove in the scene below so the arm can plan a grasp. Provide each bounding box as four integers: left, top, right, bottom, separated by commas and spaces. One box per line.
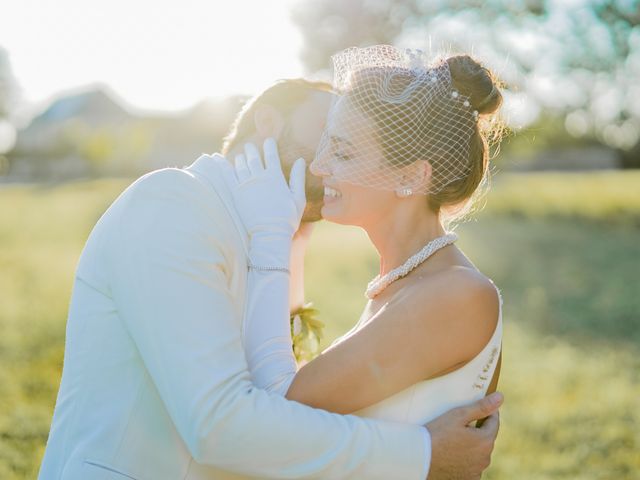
217, 138, 306, 269
217, 138, 306, 394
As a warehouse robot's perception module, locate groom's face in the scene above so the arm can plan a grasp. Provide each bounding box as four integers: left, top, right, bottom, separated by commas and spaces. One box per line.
277, 91, 334, 222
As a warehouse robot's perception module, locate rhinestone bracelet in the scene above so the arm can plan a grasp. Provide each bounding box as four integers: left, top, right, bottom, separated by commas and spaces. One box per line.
247, 262, 290, 275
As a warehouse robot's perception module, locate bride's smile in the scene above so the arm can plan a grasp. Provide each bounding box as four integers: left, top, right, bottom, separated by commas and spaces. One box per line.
323, 184, 342, 200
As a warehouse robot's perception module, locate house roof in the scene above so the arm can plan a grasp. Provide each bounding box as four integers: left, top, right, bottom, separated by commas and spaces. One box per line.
32, 88, 130, 126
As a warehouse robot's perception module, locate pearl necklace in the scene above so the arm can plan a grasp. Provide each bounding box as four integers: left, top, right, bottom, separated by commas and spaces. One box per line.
365, 232, 458, 299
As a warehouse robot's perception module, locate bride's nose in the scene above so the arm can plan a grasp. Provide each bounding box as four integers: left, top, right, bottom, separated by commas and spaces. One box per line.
310, 150, 331, 177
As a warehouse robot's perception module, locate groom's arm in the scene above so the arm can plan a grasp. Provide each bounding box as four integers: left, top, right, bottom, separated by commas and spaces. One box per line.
105, 168, 429, 479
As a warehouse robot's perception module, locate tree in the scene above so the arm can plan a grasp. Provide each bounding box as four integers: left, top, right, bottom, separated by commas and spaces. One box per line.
0, 47, 19, 158
0, 47, 18, 120
291, 0, 640, 154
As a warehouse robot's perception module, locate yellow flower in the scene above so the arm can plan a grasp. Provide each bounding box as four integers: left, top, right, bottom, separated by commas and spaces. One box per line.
292, 314, 302, 336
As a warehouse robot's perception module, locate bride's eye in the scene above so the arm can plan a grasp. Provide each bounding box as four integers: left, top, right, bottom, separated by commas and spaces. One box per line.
334, 151, 352, 162
329, 136, 353, 162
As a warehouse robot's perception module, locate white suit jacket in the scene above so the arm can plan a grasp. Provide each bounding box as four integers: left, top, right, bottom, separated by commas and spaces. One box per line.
38, 154, 429, 480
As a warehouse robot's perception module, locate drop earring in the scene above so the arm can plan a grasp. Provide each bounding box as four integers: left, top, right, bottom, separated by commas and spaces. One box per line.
396, 187, 413, 198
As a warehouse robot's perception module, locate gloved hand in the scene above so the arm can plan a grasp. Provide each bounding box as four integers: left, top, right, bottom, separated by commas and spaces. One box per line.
217, 138, 307, 270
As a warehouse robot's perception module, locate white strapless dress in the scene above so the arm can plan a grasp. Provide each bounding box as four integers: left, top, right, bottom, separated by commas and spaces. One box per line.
333, 289, 503, 425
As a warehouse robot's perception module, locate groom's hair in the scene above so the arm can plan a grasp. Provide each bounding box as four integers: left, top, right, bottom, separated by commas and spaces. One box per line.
221, 78, 333, 155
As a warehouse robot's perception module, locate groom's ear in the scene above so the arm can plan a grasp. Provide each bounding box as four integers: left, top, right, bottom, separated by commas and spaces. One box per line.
254, 104, 285, 139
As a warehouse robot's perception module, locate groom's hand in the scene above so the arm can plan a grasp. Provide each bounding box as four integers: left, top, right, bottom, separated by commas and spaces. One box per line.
425, 392, 503, 480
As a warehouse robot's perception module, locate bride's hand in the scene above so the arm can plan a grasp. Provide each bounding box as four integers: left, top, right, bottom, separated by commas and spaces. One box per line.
217, 138, 307, 243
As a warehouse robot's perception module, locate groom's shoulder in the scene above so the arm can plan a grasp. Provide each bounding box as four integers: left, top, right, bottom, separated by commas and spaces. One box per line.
110, 166, 225, 225
121, 165, 221, 207
122, 154, 225, 201
129, 166, 202, 194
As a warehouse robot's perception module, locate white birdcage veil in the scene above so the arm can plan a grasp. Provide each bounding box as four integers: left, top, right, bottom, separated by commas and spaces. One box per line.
313, 45, 481, 195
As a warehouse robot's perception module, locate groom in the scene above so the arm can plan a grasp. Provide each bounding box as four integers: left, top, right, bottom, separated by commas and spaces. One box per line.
39, 79, 502, 480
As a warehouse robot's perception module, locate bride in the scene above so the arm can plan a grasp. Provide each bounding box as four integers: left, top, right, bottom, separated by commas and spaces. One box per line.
220, 45, 503, 437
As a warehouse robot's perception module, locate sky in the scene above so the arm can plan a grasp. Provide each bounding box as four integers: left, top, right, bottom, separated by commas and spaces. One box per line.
0, 0, 305, 115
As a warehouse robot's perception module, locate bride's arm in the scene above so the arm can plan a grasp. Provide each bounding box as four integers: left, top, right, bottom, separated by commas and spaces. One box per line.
285, 269, 500, 413
288, 223, 314, 312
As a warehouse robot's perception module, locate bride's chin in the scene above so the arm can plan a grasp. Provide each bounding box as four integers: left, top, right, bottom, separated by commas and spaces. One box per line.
321, 206, 352, 225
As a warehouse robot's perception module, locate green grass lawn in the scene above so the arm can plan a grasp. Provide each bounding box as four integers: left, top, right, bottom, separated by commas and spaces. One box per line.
1, 171, 639, 479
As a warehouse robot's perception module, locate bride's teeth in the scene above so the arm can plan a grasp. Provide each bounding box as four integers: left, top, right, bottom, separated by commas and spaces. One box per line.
324, 187, 342, 198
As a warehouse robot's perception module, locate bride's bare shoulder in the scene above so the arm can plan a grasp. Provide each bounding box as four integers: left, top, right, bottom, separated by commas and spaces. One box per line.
438, 266, 500, 312
399, 266, 501, 361
403, 264, 499, 307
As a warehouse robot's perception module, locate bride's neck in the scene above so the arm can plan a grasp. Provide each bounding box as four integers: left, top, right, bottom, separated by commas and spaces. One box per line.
365, 203, 446, 276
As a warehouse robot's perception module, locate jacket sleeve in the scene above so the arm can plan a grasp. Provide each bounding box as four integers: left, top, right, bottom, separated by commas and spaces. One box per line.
105, 168, 429, 479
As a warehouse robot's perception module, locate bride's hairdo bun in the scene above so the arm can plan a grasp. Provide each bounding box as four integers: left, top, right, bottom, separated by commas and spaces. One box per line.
427, 54, 504, 219
446, 55, 503, 115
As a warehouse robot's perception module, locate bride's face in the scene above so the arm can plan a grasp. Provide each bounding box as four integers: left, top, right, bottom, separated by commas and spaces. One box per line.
310, 98, 398, 227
